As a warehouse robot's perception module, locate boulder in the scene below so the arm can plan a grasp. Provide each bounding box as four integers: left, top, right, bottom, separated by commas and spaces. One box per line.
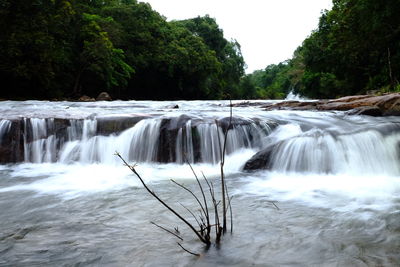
78, 95, 95, 102
156, 115, 202, 163
0, 119, 24, 163
96, 92, 112, 101
243, 145, 275, 171
329, 95, 371, 103
257, 93, 400, 116
96, 115, 148, 136
346, 106, 382, 116
263, 100, 322, 111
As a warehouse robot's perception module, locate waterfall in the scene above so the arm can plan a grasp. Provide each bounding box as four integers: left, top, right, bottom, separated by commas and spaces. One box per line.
0, 120, 11, 144
265, 127, 400, 175
285, 90, 307, 101
59, 119, 162, 164
174, 118, 274, 164
7, 112, 400, 172
23, 118, 57, 163
15, 116, 274, 165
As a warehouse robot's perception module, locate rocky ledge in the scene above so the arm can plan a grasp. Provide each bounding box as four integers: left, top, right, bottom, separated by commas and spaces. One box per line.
235, 93, 400, 116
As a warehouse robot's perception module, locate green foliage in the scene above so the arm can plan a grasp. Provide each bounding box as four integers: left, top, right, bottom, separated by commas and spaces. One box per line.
173, 16, 245, 98
293, 0, 400, 98
0, 1, 245, 100
241, 0, 400, 99
240, 62, 292, 99
72, 13, 133, 97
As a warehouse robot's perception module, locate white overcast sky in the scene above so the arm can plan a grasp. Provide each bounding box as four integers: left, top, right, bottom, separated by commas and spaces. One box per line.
140, 0, 333, 73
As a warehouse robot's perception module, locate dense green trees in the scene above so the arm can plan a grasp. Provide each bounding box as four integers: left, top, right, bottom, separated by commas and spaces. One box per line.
0, 0, 244, 100
297, 0, 400, 98
2, 0, 399, 100
243, 0, 400, 99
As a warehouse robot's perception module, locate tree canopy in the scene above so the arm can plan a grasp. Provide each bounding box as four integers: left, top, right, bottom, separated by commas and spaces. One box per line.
0, 0, 244, 100
1, 0, 399, 100
241, 0, 400, 99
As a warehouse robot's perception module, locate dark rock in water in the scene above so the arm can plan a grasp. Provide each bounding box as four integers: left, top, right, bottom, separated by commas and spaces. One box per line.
78, 95, 95, 102
156, 115, 201, 163
243, 145, 275, 171
347, 106, 383, 116
96, 92, 112, 101
0, 119, 24, 163
96, 115, 148, 136
166, 104, 179, 109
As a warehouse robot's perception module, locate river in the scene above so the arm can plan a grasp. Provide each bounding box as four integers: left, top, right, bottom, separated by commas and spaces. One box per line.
0, 100, 399, 266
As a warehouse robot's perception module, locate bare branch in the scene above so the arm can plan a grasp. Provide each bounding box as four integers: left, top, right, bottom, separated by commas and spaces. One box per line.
115, 152, 210, 245
179, 203, 203, 233
185, 157, 211, 238
170, 179, 207, 221
269, 201, 280, 210
177, 243, 200, 257
150, 222, 183, 241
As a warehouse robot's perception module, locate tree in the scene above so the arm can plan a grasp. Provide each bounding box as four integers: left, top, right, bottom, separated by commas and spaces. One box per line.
72, 13, 133, 98
174, 16, 245, 98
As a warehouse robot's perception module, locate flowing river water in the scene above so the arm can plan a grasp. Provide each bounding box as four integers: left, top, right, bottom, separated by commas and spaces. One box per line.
0, 100, 399, 266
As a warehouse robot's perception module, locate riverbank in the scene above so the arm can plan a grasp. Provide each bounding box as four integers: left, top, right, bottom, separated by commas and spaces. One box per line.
233, 93, 400, 116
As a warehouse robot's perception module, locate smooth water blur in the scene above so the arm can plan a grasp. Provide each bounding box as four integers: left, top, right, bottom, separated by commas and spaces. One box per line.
0, 100, 400, 266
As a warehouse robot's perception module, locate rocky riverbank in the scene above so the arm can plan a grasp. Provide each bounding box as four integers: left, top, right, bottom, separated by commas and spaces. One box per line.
234, 93, 400, 116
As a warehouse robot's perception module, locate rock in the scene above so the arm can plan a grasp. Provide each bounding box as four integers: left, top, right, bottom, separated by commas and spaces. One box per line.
375, 93, 400, 113
167, 104, 179, 109
329, 95, 371, 103
96, 92, 112, 101
96, 115, 148, 136
319, 93, 400, 115
156, 115, 201, 163
0, 119, 24, 163
243, 145, 275, 171
347, 106, 382, 116
258, 93, 400, 116
78, 95, 95, 102
231, 101, 268, 107
262, 100, 325, 111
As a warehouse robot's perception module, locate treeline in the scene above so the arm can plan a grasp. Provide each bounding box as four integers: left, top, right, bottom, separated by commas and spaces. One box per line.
0, 0, 246, 100
244, 0, 400, 99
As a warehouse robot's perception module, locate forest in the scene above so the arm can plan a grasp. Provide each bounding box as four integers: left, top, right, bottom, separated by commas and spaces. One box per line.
0, 0, 244, 100
0, 0, 399, 100
247, 0, 400, 99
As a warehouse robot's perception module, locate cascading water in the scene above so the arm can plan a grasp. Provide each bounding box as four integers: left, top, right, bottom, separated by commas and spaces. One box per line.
257, 124, 400, 175
9, 115, 274, 165
0, 119, 11, 144
23, 118, 56, 163
0, 100, 399, 266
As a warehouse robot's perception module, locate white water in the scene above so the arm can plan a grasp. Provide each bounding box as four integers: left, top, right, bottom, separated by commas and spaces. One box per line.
0, 100, 399, 265
16, 115, 272, 165
1, 101, 399, 202
285, 90, 306, 101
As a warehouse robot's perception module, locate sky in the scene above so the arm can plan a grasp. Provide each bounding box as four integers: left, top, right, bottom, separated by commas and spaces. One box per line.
140, 0, 333, 73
